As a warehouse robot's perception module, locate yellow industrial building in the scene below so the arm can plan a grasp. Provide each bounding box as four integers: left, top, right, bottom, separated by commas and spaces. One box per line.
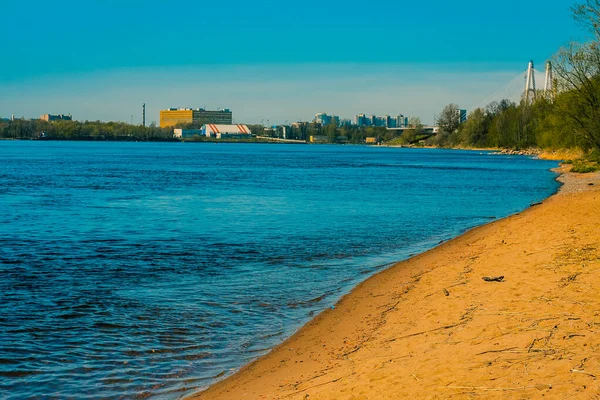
40, 114, 72, 122
159, 108, 232, 128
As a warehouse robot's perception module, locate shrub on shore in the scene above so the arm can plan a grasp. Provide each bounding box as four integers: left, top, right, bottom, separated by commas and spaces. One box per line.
570, 150, 600, 172
571, 161, 600, 173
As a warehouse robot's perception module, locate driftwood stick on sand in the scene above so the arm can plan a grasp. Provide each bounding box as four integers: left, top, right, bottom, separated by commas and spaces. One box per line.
476, 347, 519, 355
443, 384, 552, 391
390, 321, 467, 341
341, 346, 362, 357
289, 374, 353, 395
482, 276, 504, 282
381, 301, 401, 315
570, 369, 597, 379
424, 280, 466, 298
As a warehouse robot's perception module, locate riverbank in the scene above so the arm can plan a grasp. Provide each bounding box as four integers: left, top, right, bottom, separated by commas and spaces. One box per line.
189, 166, 600, 399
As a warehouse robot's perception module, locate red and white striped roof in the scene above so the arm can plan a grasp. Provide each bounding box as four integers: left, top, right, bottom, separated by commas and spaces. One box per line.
203, 124, 251, 134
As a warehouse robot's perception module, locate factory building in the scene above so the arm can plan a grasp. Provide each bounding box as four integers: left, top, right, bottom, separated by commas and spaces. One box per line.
159, 108, 232, 128
40, 114, 72, 122
202, 124, 251, 139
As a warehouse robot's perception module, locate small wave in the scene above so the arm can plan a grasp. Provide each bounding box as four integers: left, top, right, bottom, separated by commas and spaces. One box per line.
169, 352, 211, 361
210, 242, 244, 248
124, 344, 210, 357
244, 347, 272, 354
288, 291, 332, 308
0, 370, 45, 378
92, 322, 129, 330
0, 259, 24, 265
260, 329, 284, 340
57, 312, 86, 320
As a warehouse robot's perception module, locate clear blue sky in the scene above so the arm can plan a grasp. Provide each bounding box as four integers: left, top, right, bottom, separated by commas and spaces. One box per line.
0, 0, 583, 124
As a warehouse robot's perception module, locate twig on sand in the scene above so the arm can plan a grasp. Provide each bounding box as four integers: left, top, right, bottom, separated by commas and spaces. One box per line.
341, 346, 361, 357
571, 369, 597, 379
443, 384, 552, 391
447, 280, 467, 289
565, 333, 586, 339
290, 367, 336, 388
527, 316, 562, 328
476, 347, 518, 355
289, 374, 353, 395
390, 321, 466, 341
302, 372, 328, 383
482, 276, 504, 282
424, 281, 466, 298
381, 301, 400, 315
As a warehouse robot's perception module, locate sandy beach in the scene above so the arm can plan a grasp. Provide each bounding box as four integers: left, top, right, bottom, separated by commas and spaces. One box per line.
190, 166, 600, 400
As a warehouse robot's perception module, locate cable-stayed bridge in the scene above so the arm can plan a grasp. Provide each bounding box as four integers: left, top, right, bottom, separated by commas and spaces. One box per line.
474, 61, 555, 110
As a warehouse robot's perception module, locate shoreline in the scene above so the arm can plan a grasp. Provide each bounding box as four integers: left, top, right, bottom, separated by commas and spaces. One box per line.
188, 166, 600, 399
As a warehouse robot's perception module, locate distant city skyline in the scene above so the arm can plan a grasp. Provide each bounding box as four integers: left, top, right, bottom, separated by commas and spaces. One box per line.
0, 63, 546, 126
0, 0, 584, 125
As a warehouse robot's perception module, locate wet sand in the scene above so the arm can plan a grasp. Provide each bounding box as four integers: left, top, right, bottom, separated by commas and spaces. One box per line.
189, 166, 600, 399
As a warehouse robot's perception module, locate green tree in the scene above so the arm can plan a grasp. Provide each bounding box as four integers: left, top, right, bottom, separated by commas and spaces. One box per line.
552, 41, 600, 149
459, 108, 488, 146
247, 124, 265, 136
400, 129, 417, 144
408, 116, 422, 130
438, 104, 460, 134
324, 121, 339, 142
536, 93, 580, 149
572, 0, 600, 38
0, 119, 177, 141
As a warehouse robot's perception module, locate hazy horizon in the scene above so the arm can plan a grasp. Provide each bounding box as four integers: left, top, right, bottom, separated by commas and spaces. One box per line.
0, 0, 583, 125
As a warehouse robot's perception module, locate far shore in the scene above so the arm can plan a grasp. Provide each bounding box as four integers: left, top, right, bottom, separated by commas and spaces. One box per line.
0, 138, 590, 164
188, 165, 600, 399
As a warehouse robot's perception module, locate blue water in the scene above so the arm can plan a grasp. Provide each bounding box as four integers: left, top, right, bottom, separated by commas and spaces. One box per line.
0, 142, 559, 399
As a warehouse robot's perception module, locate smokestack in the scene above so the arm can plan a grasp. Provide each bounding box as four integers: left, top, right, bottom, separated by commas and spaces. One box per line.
142, 103, 146, 127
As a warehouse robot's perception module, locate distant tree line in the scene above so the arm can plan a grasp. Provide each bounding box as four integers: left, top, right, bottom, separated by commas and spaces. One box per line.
0, 119, 177, 141
0, 118, 411, 144
247, 122, 410, 144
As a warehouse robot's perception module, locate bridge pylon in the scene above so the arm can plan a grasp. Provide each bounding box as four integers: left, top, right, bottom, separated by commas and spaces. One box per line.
544, 61, 555, 101
524, 60, 537, 105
